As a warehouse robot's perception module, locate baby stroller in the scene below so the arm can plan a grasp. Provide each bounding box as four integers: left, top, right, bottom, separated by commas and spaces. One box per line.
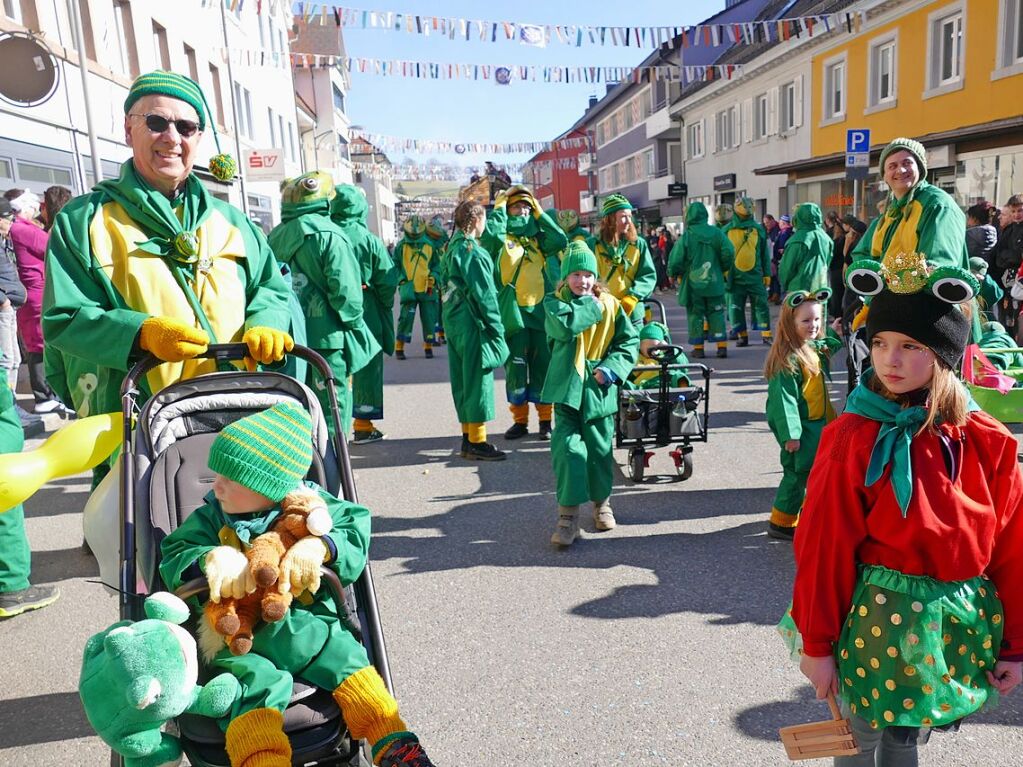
114, 343, 389, 767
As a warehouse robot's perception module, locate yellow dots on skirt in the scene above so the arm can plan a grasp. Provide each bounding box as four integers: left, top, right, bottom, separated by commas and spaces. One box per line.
883, 711, 895, 723
890, 613, 903, 626
840, 649, 850, 660
872, 688, 880, 700
922, 684, 934, 695
958, 644, 968, 656
861, 696, 869, 707
911, 601, 923, 613
983, 637, 993, 650
907, 633, 920, 646
978, 608, 986, 619
970, 653, 977, 664
845, 677, 854, 687
850, 703, 858, 714
979, 586, 987, 597
962, 674, 971, 686
870, 658, 881, 670
949, 665, 957, 677
904, 665, 917, 677
858, 605, 869, 617
924, 654, 936, 666
992, 614, 1002, 625
885, 679, 897, 691
870, 719, 879, 730
854, 637, 865, 649
903, 699, 915, 710
871, 626, 882, 638
926, 621, 940, 631
940, 703, 953, 713
978, 659, 986, 669
922, 717, 933, 726
969, 695, 976, 704
856, 667, 867, 678
942, 673, 952, 683
887, 647, 899, 658
874, 594, 888, 605
949, 615, 960, 624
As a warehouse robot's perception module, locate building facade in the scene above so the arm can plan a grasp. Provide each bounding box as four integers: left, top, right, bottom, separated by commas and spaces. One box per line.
350, 135, 397, 245
521, 127, 593, 216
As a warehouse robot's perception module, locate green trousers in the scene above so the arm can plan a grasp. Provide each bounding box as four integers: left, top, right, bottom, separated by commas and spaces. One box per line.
351, 350, 384, 421
551, 404, 614, 506
310, 348, 351, 439
0, 391, 28, 592
397, 293, 438, 345
505, 326, 551, 405
211, 606, 369, 729
771, 417, 826, 523
729, 277, 771, 332
686, 295, 727, 345
448, 329, 494, 424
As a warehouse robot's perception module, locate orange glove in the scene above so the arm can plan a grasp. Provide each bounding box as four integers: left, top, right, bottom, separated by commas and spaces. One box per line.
242, 327, 294, 367
139, 316, 209, 362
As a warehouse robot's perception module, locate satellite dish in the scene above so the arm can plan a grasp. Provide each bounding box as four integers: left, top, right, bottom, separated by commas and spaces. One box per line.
0, 32, 59, 107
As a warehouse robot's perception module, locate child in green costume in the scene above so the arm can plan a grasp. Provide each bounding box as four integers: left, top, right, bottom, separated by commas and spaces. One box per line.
668, 202, 735, 359
969, 257, 1003, 322
393, 215, 440, 360
268, 174, 379, 440
426, 215, 450, 345
779, 203, 832, 294
159, 403, 436, 767
542, 242, 639, 547
763, 289, 840, 540
725, 197, 773, 347
625, 321, 690, 389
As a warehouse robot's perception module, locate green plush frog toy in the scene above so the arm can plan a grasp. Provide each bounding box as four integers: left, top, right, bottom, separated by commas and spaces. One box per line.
79, 592, 240, 767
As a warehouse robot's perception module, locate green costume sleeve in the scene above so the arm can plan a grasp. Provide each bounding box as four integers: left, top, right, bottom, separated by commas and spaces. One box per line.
481, 205, 508, 259
158, 501, 223, 591
319, 488, 371, 587
758, 224, 770, 276
667, 237, 686, 277
240, 222, 293, 332
916, 196, 970, 270
463, 245, 505, 336
42, 198, 148, 371
368, 236, 398, 307
534, 210, 569, 259
627, 238, 657, 301
779, 241, 805, 289
820, 327, 843, 357
766, 369, 804, 443
600, 306, 641, 382
543, 292, 604, 342
851, 217, 881, 260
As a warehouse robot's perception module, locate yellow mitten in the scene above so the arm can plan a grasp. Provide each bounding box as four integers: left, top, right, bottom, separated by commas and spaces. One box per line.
242, 327, 294, 365
205, 546, 256, 602
763, 276, 772, 287
139, 316, 209, 362
278, 536, 328, 596
620, 295, 639, 316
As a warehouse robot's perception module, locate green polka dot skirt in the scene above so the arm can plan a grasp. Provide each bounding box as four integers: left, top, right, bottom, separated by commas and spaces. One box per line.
779, 564, 1004, 730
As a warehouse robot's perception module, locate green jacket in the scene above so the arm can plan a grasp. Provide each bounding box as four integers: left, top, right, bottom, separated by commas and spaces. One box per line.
444, 230, 508, 371
392, 233, 440, 301
593, 235, 657, 310
979, 322, 1023, 370
540, 289, 639, 418
765, 332, 841, 442
780, 202, 832, 293
42, 160, 291, 409
330, 186, 397, 356
668, 202, 735, 304
268, 202, 379, 375
724, 211, 769, 284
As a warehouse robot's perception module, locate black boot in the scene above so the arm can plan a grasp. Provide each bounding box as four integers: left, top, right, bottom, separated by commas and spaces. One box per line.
538, 420, 552, 441
464, 441, 507, 461
459, 435, 470, 457
504, 422, 529, 440
736, 335, 749, 347
716, 346, 728, 358
395, 349, 407, 360
424, 347, 434, 359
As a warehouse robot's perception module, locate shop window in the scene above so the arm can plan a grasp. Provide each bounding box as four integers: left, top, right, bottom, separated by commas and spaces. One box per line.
17, 160, 73, 187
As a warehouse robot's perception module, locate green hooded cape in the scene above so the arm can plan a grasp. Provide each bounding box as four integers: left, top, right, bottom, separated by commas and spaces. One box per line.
668, 202, 735, 305
780, 202, 832, 293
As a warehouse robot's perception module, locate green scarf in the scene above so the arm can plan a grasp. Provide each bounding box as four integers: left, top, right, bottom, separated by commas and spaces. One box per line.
844, 371, 979, 516
506, 214, 538, 239
598, 237, 631, 266
214, 498, 281, 546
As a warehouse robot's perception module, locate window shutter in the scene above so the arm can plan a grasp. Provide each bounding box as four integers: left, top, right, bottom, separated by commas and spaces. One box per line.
793, 75, 804, 128
680, 124, 688, 160
742, 98, 753, 143
731, 106, 740, 148
767, 88, 778, 135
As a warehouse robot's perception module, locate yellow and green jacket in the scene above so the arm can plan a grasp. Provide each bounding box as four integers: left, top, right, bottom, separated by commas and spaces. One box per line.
393, 233, 439, 299
42, 160, 291, 410
724, 211, 770, 286
592, 236, 657, 317
765, 332, 841, 443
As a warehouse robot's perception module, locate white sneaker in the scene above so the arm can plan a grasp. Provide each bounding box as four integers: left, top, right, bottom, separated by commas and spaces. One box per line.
34, 399, 63, 414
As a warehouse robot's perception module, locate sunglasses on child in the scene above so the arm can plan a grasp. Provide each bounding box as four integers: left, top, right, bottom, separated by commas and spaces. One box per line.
129, 113, 201, 138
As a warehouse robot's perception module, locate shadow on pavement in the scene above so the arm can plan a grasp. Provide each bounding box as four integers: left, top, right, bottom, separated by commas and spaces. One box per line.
0, 691, 95, 748
30, 545, 99, 584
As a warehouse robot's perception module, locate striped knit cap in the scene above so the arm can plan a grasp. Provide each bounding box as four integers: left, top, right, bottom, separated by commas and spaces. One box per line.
879, 137, 927, 179
208, 403, 313, 502
124, 71, 207, 130
601, 194, 632, 218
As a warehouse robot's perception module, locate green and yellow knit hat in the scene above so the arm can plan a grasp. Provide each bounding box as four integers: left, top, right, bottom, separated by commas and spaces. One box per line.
601, 194, 632, 218
879, 137, 927, 179
124, 70, 237, 182
208, 403, 313, 502
561, 240, 597, 276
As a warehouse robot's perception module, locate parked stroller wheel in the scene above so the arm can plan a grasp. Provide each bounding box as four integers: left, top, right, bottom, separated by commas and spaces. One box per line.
671, 448, 694, 481
627, 447, 646, 482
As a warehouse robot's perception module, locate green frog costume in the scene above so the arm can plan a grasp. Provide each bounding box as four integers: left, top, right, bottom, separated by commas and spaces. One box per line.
426, 215, 449, 343
481, 186, 567, 434
329, 185, 396, 443
779, 202, 832, 293
393, 215, 440, 358
556, 209, 591, 244
668, 202, 735, 358
267, 173, 379, 439
541, 242, 639, 546
591, 194, 657, 326
724, 197, 772, 345
159, 403, 434, 767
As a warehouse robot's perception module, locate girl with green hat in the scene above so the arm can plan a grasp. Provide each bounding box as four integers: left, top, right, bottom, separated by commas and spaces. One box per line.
590, 194, 657, 327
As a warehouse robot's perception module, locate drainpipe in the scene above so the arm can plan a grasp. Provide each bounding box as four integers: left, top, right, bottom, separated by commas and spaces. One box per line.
68, 0, 102, 184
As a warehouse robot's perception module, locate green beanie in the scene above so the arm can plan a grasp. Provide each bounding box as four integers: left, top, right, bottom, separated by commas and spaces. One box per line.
601, 194, 632, 218
208, 403, 313, 502
879, 137, 927, 179
124, 71, 207, 130
561, 240, 597, 277
640, 321, 670, 343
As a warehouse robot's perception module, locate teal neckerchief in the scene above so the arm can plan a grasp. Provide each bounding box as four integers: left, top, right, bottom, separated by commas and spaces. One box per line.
506, 214, 539, 239
209, 492, 282, 546
844, 371, 979, 516
94, 160, 213, 264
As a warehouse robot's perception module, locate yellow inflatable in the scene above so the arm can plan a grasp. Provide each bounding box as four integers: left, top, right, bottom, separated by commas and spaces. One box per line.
0, 413, 121, 512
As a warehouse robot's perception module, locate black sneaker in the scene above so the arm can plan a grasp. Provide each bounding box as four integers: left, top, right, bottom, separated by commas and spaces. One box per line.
459, 435, 470, 457
538, 420, 552, 441
691, 348, 705, 359
767, 523, 796, 541
736, 336, 749, 347
726, 328, 739, 341
395, 349, 407, 360
504, 422, 528, 440
0, 584, 59, 618
716, 347, 728, 358
353, 429, 385, 444
464, 441, 507, 461
377, 736, 435, 767
424, 348, 434, 359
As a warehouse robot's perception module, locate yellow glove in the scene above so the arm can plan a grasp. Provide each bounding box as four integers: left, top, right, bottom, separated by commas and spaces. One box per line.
139, 316, 209, 362
242, 326, 294, 366
279, 536, 328, 595
492, 190, 508, 209
621, 295, 639, 316
205, 546, 256, 602
763, 276, 772, 287
851, 304, 870, 332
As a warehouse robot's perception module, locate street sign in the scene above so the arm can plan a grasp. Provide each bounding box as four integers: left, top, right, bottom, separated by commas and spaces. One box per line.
845, 153, 870, 168
845, 129, 870, 181
243, 149, 286, 181
846, 129, 870, 154
667, 182, 688, 197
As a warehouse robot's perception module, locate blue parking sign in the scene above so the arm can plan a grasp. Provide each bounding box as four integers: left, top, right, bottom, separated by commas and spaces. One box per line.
846, 129, 871, 153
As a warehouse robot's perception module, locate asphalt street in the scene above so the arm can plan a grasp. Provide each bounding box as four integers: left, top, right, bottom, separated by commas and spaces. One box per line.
1, 296, 1021, 766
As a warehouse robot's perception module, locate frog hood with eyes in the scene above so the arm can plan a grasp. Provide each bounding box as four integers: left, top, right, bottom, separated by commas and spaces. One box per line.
402, 214, 428, 239
280, 171, 336, 221
79, 593, 240, 767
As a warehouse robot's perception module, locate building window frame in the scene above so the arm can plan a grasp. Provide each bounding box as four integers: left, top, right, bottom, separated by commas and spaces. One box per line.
595, 86, 652, 148
151, 20, 170, 71
686, 119, 704, 159
112, 1, 139, 78
994, 0, 1023, 79
925, 2, 967, 98
753, 93, 768, 140
779, 80, 796, 133
209, 63, 225, 129
821, 53, 847, 125
866, 32, 898, 113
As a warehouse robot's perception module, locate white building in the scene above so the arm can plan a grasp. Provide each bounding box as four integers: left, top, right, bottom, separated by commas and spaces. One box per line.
349, 136, 397, 245
0, 0, 304, 230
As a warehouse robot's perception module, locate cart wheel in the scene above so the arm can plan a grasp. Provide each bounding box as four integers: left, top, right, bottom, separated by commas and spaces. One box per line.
627, 447, 645, 482
677, 451, 694, 481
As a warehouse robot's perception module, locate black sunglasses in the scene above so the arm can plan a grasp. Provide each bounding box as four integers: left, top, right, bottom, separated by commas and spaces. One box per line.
130, 112, 201, 138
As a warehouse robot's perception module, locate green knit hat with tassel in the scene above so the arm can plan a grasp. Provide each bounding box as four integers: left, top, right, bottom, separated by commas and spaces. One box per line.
124, 70, 237, 182
878, 137, 928, 179
601, 193, 633, 218
208, 403, 313, 502
560, 240, 597, 276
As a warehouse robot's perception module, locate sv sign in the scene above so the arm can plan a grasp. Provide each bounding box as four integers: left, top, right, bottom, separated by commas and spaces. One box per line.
243, 149, 286, 181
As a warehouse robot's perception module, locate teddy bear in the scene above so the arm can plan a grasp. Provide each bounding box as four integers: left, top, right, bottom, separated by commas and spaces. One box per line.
79, 592, 240, 767
202, 486, 332, 658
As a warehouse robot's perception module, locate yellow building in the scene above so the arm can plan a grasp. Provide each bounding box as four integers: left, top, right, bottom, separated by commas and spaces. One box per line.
756, 0, 1023, 218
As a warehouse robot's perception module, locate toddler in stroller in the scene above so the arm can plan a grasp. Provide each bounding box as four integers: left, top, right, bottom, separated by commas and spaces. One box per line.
159, 402, 435, 767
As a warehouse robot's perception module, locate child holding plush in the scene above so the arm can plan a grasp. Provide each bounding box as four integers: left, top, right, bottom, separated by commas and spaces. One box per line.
159, 403, 435, 767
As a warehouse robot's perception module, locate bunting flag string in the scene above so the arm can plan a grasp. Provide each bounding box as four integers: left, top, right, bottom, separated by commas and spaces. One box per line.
354, 132, 591, 155
351, 162, 527, 181
200, 2, 867, 49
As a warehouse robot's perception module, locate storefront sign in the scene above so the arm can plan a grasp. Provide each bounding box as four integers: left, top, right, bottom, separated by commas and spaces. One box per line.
243, 149, 286, 181
668, 182, 688, 197
713, 174, 736, 192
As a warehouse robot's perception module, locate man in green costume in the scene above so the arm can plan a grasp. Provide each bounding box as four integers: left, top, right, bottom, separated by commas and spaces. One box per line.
392, 215, 440, 360
330, 185, 396, 444
779, 202, 832, 293
425, 215, 449, 344
724, 197, 773, 347
268, 173, 379, 439
43, 70, 293, 419
668, 202, 734, 358
481, 185, 567, 440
